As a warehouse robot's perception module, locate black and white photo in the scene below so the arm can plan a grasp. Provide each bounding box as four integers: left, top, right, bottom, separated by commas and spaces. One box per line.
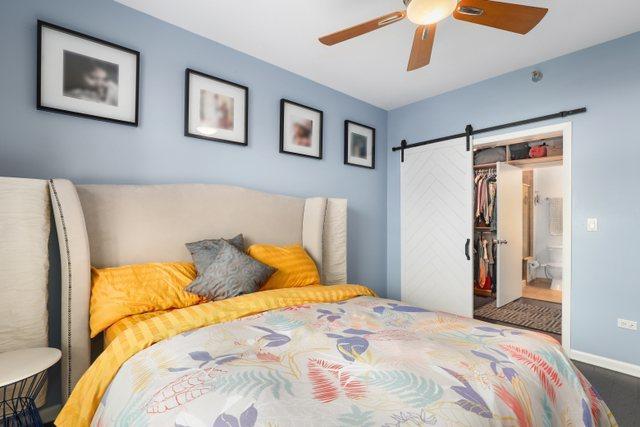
63, 51, 119, 106
344, 120, 375, 169
280, 99, 323, 159
185, 69, 248, 145
37, 20, 139, 125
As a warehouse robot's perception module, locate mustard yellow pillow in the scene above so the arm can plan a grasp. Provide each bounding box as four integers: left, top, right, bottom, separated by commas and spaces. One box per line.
247, 244, 320, 290
90, 262, 203, 337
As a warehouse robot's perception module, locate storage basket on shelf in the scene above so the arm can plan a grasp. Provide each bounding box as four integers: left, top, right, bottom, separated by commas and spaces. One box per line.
509, 142, 530, 160
474, 147, 506, 165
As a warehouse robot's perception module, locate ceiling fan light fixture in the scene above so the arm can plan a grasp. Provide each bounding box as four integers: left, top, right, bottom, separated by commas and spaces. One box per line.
406, 0, 457, 25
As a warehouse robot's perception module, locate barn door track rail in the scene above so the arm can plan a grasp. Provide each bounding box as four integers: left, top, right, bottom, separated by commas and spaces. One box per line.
392, 107, 586, 162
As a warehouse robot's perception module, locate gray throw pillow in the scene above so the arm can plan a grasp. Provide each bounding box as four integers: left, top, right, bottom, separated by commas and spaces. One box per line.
185, 240, 275, 300
186, 234, 245, 275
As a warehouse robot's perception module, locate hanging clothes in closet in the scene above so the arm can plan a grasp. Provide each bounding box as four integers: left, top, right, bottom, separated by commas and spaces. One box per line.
475, 232, 496, 292
474, 169, 497, 228
474, 169, 497, 293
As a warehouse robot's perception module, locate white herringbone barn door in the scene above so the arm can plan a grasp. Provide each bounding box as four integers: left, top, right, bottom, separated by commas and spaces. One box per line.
401, 137, 473, 317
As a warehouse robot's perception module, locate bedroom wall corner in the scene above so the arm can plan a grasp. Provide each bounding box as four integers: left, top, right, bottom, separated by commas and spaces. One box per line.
386, 31, 640, 368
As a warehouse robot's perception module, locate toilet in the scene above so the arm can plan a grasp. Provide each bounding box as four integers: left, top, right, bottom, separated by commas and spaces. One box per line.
542, 245, 563, 291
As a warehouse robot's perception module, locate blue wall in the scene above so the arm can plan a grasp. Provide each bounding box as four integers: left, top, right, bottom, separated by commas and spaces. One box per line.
0, 0, 388, 408
0, 0, 388, 296
387, 32, 640, 365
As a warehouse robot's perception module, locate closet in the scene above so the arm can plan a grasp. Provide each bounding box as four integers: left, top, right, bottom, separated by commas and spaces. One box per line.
473, 168, 496, 296
473, 136, 563, 307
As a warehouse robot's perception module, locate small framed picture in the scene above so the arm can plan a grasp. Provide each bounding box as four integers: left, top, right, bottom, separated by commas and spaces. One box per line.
37, 20, 140, 126
344, 120, 375, 169
279, 99, 323, 159
185, 69, 248, 145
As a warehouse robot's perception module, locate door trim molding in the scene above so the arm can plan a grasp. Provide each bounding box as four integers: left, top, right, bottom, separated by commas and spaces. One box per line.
473, 122, 572, 354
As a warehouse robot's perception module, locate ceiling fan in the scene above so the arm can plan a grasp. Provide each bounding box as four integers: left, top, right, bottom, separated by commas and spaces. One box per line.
319, 0, 548, 71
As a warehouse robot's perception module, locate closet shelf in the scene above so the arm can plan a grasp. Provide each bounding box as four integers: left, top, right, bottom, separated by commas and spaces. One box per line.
473, 156, 563, 169
473, 163, 497, 169
507, 155, 563, 166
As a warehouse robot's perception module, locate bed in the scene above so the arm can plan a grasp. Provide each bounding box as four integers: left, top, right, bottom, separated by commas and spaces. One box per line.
47, 179, 615, 426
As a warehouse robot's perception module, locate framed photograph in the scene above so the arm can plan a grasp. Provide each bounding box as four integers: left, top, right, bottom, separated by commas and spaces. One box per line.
37, 20, 139, 126
279, 99, 323, 159
185, 68, 248, 145
344, 120, 375, 169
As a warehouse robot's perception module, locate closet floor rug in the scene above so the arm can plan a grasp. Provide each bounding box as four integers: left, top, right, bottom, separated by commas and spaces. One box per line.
474, 299, 561, 335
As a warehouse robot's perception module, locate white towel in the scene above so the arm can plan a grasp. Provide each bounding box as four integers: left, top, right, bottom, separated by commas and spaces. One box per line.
548, 197, 563, 235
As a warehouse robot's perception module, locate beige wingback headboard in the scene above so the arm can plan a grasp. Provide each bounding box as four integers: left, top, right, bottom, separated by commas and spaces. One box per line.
0, 177, 51, 407
47, 179, 347, 401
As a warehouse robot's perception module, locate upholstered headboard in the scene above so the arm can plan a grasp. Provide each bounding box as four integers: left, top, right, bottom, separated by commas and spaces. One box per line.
47, 179, 347, 401
0, 177, 51, 407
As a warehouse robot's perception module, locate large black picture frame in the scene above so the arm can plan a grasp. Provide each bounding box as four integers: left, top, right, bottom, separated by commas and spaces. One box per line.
37, 20, 140, 126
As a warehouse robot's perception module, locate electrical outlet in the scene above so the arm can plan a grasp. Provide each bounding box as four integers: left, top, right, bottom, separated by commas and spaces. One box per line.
617, 318, 638, 331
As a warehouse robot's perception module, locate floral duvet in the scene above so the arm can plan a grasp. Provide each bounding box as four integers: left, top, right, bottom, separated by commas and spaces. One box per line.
92, 296, 614, 426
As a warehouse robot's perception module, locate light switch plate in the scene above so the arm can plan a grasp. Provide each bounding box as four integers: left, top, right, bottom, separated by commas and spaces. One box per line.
618, 318, 638, 331
587, 218, 598, 232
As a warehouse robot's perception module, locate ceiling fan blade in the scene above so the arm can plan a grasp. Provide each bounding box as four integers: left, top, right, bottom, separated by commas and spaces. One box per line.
407, 24, 436, 71
453, 0, 548, 35
319, 10, 406, 46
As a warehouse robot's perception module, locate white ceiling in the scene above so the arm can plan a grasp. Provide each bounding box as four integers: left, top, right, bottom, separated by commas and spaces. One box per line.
117, 0, 640, 110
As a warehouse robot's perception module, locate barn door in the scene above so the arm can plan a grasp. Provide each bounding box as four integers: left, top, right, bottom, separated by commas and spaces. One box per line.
401, 137, 473, 317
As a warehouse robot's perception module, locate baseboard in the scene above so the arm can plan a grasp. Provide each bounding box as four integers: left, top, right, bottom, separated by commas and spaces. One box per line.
39, 404, 61, 423
571, 350, 640, 378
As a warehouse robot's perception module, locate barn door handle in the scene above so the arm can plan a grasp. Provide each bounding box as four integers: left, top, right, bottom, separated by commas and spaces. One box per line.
465, 238, 470, 260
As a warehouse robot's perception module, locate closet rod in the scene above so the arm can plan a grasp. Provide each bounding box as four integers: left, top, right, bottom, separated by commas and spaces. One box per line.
391, 107, 587, 154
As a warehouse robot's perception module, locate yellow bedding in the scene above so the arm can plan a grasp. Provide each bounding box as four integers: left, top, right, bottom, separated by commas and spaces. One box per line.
247, 244, 320, 290
56, 284, 375, 426
90, 262, 202, 337
103, 310, 170, 347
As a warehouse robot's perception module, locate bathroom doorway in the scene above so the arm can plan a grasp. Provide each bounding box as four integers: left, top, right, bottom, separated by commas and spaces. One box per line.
471, 122, 571, 348
522, 165, 563, 305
